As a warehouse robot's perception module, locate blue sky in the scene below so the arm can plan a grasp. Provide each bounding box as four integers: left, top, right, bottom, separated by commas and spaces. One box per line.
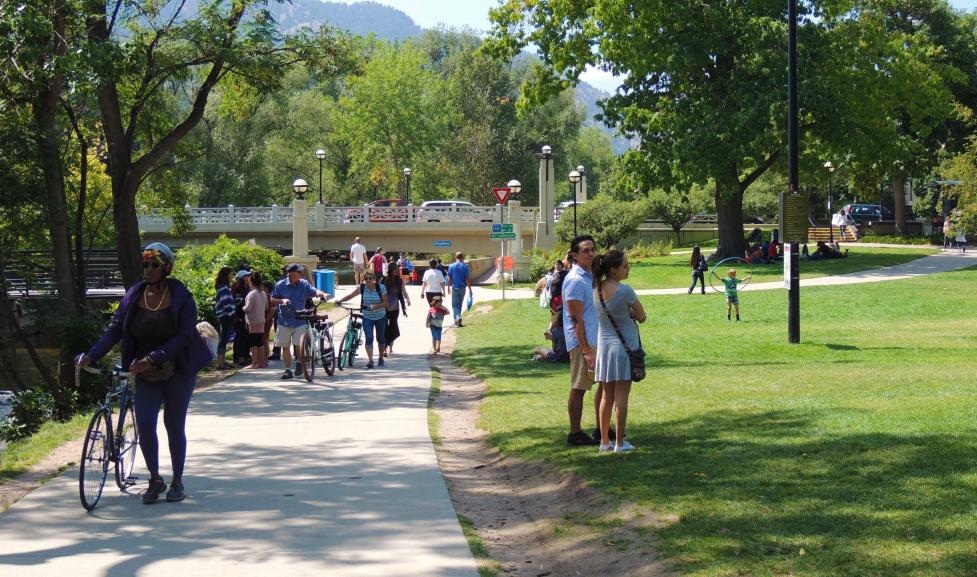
367, 0, 977, 92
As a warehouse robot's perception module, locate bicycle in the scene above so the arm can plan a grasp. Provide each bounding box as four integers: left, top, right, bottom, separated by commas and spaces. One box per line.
294, 297, 336, 381
74, 363, 140, 511
336, 304, 365, 370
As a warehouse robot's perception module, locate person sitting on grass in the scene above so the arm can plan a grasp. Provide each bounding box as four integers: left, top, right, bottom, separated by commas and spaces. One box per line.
723, 269, 743, 322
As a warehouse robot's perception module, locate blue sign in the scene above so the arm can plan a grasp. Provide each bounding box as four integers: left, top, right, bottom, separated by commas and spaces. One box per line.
434, 240, 452, 247
492, 223, 502, 233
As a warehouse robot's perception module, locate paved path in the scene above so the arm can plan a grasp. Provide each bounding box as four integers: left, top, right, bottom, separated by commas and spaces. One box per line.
0, 286, 478, 577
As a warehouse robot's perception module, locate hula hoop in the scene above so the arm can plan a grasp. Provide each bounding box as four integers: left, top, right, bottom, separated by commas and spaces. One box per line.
708, 257, 754, 293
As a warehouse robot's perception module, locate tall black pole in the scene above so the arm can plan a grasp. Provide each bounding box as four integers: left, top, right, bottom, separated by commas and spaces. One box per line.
787, 0, 800, 344
828, 174, 834, 243
318, 157, 324, 205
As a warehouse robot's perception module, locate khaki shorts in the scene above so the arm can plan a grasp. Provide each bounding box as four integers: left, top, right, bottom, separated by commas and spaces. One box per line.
274, 324, 302, 348
353, 263, 366, 273
569, 347, 596, 391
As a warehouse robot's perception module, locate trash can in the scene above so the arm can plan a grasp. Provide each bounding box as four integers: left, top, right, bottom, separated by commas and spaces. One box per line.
314, 269, 335, 296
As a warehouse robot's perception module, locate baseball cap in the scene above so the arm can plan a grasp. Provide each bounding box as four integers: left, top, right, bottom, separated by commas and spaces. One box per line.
236, 270, 251, 279
285, 263, 304, 273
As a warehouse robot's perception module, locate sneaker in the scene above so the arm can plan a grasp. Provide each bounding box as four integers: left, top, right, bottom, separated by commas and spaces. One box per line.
614, 441, 636, 453
165, 481, 185, 502
458, 318, 463, 327
592, 427, 616, 442
378, 357, 384, 367
281, 369, 293, 380
367, 361, 374, 369
567, 431, 600, 446
142, 477, 167, 504
598, 443, 615, 453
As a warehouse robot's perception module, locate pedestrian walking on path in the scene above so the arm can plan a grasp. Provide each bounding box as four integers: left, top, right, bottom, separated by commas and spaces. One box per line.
337, 270, 388, 368
76, 242, 213, 504
271, 263, 330, 380
688, 244, 708, 294
421, 258, 447, 305
427, 295, 449, 354
447, 252, 472, 327
213, 266, 236, 370
350, 236, 367, 285
593, 250, 645, 453
383, 261, 410, 356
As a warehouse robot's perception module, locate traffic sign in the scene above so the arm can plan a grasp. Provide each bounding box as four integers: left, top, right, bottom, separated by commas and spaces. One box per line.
490, 232, 516, 240
500, 223, 513, 233
492, 187, 511, 205
434, 240, 452, 247
492, 223, 502, 233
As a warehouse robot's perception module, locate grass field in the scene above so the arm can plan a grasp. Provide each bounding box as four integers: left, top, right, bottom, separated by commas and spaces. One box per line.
453, 265, 977, 577
479, 247, 937, 291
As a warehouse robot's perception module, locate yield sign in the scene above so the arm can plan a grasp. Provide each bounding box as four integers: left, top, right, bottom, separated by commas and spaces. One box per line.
492, 187, 511, 205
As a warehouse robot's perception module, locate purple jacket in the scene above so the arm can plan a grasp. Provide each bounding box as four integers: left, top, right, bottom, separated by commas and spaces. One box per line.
86, 279, 214, 374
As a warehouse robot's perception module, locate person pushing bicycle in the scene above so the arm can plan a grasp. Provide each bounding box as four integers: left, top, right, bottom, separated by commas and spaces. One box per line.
76, 243, 213, 504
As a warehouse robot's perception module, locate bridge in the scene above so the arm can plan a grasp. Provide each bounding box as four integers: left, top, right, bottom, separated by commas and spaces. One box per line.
139, 203, 542, 255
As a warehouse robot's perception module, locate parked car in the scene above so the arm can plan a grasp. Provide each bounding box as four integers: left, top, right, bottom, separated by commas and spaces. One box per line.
843, 203, 894, 223
418, 200, 488, 222
554, 200, 586, 220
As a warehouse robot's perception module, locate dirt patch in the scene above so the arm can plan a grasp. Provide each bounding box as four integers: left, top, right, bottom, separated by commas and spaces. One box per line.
432, 329, 675, 577
0, 367, 236, 512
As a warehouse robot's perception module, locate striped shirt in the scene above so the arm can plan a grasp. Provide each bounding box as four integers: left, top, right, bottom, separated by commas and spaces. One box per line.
360, 283, 387, 321
215, 285, 235, 319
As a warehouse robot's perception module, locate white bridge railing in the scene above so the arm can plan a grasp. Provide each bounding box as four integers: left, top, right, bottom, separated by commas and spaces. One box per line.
139, 205, 540, 231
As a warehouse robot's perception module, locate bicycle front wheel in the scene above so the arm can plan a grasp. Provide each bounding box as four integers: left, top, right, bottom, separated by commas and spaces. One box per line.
299, 332, 315, 382
79, 409, 112, 511
114, 396, 138, 490
338, 328, 350, 370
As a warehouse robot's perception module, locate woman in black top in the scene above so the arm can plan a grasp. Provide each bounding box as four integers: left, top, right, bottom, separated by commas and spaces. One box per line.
383, 261, 410, 356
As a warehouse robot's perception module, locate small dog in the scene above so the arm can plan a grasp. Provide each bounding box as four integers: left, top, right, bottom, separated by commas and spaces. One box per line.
196, 321, 219, 359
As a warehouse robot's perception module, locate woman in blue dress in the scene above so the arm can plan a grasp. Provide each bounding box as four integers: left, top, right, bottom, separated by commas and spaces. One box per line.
593, 250, 646, 453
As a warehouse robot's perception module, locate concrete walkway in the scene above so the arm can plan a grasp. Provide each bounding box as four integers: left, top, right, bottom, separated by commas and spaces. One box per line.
0, 287, 478, 577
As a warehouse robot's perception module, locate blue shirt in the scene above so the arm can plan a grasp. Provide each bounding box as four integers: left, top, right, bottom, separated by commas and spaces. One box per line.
562, 265, 598, 352
272, 278, 317, 328
447, 261, 470, 289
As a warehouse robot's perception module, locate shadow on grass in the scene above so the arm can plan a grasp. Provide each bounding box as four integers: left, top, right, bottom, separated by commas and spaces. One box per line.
493, 408, 977, 576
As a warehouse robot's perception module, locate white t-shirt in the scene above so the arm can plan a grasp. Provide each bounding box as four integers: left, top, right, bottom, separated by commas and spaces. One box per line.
350, 243, 367, 264
422, 268, 446, 293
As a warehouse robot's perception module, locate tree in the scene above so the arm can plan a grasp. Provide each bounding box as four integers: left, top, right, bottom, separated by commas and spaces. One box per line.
555, 195, 650, 249
84, 0, 348, 286
486, 1, 961, 257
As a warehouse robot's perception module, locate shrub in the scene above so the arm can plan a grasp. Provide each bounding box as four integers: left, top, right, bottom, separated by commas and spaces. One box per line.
527, 246, 569, 281
857, 232, 940, 245
0, 388, 55, 442
173, 235, 286, 325
555, 195, 651, 249
650, 239, 673, 256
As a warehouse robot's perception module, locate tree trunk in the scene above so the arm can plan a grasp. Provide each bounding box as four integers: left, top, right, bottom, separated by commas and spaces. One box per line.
893, 174, 906, 235
714, 169, 746, 259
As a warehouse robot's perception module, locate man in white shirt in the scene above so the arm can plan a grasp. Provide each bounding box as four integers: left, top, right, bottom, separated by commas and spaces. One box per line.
420, 258, 447, 305
349, 237, 367, 285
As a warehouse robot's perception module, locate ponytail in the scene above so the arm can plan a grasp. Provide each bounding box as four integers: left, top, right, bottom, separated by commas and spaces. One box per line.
593, 249, 626, 288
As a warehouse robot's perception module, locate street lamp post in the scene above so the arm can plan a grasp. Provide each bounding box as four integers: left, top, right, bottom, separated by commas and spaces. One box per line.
403, 167, 412, 205
825, 161, 835, 242
292, 178, 308, 199
576, 165, 587, 203
568, 169, 581, 238
315, 149, 326, 204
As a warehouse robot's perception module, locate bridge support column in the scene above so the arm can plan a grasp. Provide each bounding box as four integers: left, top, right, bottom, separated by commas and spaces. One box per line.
508, 200, 530, 282
286, 198, 318, 281
535, 147, 555, 250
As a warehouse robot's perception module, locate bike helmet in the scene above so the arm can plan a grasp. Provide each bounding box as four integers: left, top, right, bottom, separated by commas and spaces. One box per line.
142, 242, 176, 276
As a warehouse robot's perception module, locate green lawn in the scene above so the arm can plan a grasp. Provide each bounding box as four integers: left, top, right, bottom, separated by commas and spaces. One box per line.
627, 247, 938, 290
453, 266, 977, 577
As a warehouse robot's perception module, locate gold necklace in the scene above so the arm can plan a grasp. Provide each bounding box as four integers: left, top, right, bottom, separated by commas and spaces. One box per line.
144, 282, 169, 312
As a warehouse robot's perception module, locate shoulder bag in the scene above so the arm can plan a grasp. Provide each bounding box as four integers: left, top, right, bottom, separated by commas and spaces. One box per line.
598, 284, 646, 382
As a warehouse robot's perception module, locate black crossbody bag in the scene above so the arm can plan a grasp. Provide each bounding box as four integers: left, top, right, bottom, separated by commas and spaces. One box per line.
598, 284, 646, 382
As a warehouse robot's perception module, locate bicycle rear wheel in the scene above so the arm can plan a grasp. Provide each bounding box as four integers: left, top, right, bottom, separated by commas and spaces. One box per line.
299, 333, 315, 382
114, 395, 138, 490
347, 331, 359, 367
79, 409, 112, 511
321, 329, 336, 376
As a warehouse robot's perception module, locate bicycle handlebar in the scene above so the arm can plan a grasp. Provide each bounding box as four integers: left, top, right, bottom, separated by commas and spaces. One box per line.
336, 303, 365, 314
74, 363, 135, 389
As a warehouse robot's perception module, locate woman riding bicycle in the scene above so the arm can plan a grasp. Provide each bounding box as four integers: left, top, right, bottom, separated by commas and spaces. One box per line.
76, 243, 213, 504
336, 270, 388, 368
